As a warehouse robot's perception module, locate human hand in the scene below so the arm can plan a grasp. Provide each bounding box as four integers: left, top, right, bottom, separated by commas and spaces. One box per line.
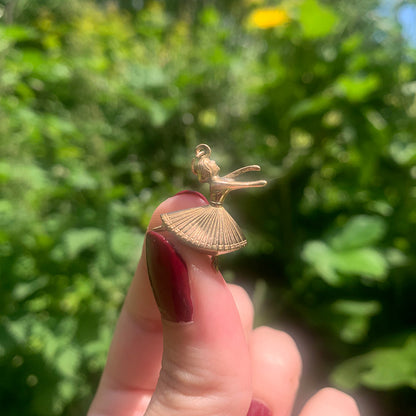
88, 191, 360, 416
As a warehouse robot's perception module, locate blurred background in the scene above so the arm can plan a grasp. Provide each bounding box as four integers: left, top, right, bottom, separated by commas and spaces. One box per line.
1, 0, 415, 415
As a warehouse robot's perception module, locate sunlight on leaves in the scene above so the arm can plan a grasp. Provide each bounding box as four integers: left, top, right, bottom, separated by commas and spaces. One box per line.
64, 228, 105, 259
332, 335, 416, 390
336, 73, 380, 102
299, 0, 339, 38
302, 216, 388, 286
329, 215, 386, 250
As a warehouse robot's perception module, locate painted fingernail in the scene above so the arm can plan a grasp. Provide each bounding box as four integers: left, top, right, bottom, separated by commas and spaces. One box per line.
146, 231, 193, 322
173, 190, 208, 204
246, 399, 272, 416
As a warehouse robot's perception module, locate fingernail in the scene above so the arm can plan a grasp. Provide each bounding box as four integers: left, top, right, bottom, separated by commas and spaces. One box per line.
247, 399, 272, 416
173, 190, 208, 204
146, 231, 193, 322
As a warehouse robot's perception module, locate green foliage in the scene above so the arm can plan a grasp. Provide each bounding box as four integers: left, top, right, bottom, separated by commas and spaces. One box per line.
332, 335, 416, 390
0, 0, 415, 415
299, 0, 339, 39
302, 215, 388, 285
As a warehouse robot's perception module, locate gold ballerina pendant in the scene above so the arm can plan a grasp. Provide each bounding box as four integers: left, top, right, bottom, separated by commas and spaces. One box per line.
154, 144, 267, 256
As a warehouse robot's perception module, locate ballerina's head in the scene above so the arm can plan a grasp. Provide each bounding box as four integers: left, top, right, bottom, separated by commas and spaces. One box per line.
192, 144, 220, 183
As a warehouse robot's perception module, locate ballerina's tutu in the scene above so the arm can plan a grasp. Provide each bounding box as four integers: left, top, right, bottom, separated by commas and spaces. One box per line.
160, 204, 246, 255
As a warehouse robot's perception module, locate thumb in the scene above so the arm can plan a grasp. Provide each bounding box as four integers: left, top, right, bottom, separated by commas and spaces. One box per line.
144, 198, 252, 416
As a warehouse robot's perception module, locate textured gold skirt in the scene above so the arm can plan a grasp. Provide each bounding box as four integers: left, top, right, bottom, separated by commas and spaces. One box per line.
160, 205, 247, 255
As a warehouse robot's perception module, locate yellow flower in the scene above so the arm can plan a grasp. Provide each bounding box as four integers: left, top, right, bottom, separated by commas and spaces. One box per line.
248, 7, 290, 29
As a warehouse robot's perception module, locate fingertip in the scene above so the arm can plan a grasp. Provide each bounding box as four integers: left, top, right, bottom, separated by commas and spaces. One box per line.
228, 284, 254, 340
252, 326, 303, 378
299, 387, 360, 416
173, 190, 209, 204
250, 327, 302, 416
319, 388, 360, 413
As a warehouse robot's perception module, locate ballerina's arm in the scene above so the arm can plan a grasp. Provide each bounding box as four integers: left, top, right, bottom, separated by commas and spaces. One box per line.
214, 178, 267, 191
224, 165, 261, 179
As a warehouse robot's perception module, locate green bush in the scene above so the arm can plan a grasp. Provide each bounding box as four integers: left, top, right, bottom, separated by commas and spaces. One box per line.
0, 1, 415, 414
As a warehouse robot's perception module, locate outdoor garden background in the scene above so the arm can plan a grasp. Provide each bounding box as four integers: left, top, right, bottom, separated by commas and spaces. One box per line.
1, 0, 415, 415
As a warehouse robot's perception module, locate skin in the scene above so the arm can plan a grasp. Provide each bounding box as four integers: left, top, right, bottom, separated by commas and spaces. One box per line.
88, 192, 361, 416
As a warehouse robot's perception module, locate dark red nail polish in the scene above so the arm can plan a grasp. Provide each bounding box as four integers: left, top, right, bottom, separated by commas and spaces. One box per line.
174, 190, 208, 204
247, 400, 272, 416
146, 231, 193, 322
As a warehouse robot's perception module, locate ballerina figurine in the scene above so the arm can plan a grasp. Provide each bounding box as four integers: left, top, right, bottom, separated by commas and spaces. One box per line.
154, 144, 267, 256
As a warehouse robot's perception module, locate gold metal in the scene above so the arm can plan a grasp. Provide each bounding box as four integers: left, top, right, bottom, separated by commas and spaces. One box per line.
155, 144, 267, 256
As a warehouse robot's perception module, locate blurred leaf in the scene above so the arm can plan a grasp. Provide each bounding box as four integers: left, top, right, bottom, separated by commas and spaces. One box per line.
329, 215, 386, 250
299, 0, 339, 39
331, 300, 382, 343
333, 247, 388, 280
302, 237, 388, 285
335, 73, 380, 102
127, 64, 168, 89
332, 299, 381, 316
340, 315, 370, 343
389, 140, 416, 165
83, 326, 113, 371
199, 7, 220, 27
67, 168, 98, 190
6, 318, 30, 345
341, 33, 363, 53
12, 277, 49, 301
302, 241, 342, 285
56, 347, 80, 378
64, 228, 105, 259
0, 25, 37, 42
57, 379, 79, 403
385, 248, 408, 267
332, 335, 416, 390
110, 227, 143, 261
288, 93, 332, 120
